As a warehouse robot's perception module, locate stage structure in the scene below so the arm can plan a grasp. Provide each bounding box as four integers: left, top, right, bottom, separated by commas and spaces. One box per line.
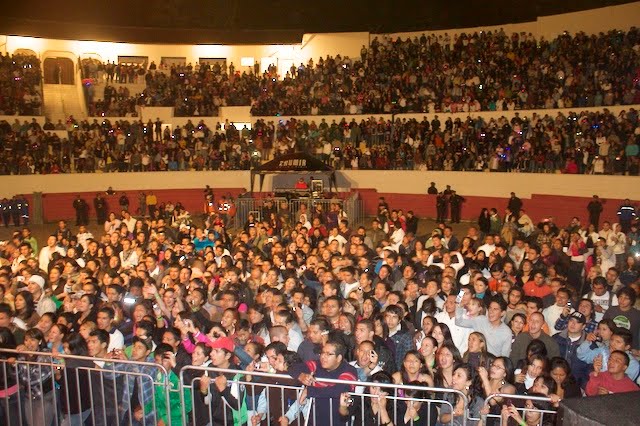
249, 151, 337, 195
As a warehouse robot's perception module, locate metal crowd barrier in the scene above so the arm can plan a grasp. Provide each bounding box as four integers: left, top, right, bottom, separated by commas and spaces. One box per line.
1, 347, 489, 426
0, 348, 177, 426
181, 365, 468, 426
235, 197, 364, 231
234, 197, 289, 227
481, 393, 557, 426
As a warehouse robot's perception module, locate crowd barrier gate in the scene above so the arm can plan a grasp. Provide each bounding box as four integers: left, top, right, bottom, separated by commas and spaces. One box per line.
0, 348, 178, 426
481, 393, 557, 426
0, 349, 556, 426
181, 365, 468, 426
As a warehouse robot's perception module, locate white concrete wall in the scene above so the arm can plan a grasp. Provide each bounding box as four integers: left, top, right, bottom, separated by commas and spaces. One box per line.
2, 170, 638, 200
384, 2, 640, 42
0, 171, 250, 198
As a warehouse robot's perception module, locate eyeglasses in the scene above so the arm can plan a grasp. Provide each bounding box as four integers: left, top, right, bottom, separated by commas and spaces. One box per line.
320, 352, 336, 357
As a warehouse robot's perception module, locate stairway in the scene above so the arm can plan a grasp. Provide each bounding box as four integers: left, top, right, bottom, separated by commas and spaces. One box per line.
43, 83, 87, 123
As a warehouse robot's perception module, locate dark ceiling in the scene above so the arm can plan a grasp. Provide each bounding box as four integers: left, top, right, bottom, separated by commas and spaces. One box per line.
1, 0, 637, 44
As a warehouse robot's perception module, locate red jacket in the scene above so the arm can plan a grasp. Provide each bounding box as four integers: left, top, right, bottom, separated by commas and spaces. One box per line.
585, 371, 640, 396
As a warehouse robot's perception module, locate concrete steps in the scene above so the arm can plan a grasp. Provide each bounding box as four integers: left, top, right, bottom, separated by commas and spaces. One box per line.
43, 84, 86, 123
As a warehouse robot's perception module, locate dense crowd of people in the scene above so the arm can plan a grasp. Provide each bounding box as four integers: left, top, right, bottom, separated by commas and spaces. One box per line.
249, 28, 640, 116
83, 60, 261, 118
0, 53, 42, 116
0, 192, 638, 425
72, 27, 640, 120
0, 106, 638, 175
0, 117, 257, 174
251, 108, 640, 173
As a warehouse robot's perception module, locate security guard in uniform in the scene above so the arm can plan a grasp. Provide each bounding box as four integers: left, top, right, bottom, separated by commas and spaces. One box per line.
19, 195, 29, 226
0, 198, 7, 227
10, 196, 20, 227
436, 192, 447, 223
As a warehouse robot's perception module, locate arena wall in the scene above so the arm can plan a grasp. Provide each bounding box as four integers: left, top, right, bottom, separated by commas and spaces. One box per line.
3, 171, 637, 226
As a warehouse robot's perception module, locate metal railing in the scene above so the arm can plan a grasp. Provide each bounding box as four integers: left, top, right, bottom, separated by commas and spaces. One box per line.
233, 196, 364, 233
482, 393, 557, 426
181, 365, 468, 426
0, 348, 178, 426
234, 196, 289, 227
2, 348, 558, 426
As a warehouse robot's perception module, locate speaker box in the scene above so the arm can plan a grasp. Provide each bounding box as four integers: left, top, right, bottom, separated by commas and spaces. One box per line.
558, 392, 639, 426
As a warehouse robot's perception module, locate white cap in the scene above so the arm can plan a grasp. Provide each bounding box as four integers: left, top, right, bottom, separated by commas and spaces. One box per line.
28, 275, 45, 290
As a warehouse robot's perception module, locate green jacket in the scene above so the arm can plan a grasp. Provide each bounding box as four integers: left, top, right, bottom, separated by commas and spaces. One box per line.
148, 369, 192, 425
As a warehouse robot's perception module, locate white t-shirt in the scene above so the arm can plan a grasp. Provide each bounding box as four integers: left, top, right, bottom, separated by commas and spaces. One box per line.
590, 291, 619, 322
107, 329, 125, 352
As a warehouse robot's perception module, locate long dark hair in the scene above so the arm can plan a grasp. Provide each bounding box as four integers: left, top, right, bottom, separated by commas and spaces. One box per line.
25, 328, 48, 351
401, 350, 428, 384
493, 356, 515, 385
249, 304, 272, 336
549, 357, 577, 391
433, 321, 454, 347
62, 332, 89, 356
15, 291, 36, 321
453, 362, 484, 409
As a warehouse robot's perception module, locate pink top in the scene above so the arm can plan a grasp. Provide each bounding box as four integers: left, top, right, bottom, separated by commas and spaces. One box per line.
181, 331, 211, 354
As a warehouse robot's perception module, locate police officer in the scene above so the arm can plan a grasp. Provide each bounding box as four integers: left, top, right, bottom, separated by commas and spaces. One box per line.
436, 192, 448, 223
0, 198, 8, 227
18, 195, 29, 226
10, 196, 20, 227
73, 195, 89, 226
94, 193, 108, 225
449, 190, 465, 224
119, 192, 130, 211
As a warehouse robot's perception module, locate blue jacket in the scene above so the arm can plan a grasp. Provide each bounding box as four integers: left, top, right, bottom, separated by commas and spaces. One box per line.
618, 204, 637, 222
554, 331, 590, 387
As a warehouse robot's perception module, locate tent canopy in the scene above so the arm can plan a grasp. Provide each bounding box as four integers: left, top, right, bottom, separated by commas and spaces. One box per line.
250, 152, 336, 193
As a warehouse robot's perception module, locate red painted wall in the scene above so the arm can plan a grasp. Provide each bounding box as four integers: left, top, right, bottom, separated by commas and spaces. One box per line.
41, 188, 246, 222
39, 186, 627, 228
356, 191, 627, 227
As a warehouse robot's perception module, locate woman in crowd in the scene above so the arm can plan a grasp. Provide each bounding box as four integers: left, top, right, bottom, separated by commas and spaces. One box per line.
183, 342, 213, 426
339, 371, 394, 426
479, 356, 517, 424
434, 342, 462, 389
248, 304, 271, 343
509, 313, 527, 342
549, 357, 581, 399
432, 322, 455, 349
515, 260, 534, 287
45, 321, 66, 355
57, 332, 93, 426
17, 328, 55, 426
393, 350, 434, 387
418, 335, 438, 372
414, 316, 437, 347
438, 363, 484, 426
515, 354, 549, 393
361, 296, 379, 320
74, 294, 98, 325
463, 332, 493, 371
14, 291, 39, 329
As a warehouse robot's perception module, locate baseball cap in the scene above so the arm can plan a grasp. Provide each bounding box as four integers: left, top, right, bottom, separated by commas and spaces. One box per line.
28, 275, 45, 290
569, 311, 586, 324
208, 336, 235, 353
